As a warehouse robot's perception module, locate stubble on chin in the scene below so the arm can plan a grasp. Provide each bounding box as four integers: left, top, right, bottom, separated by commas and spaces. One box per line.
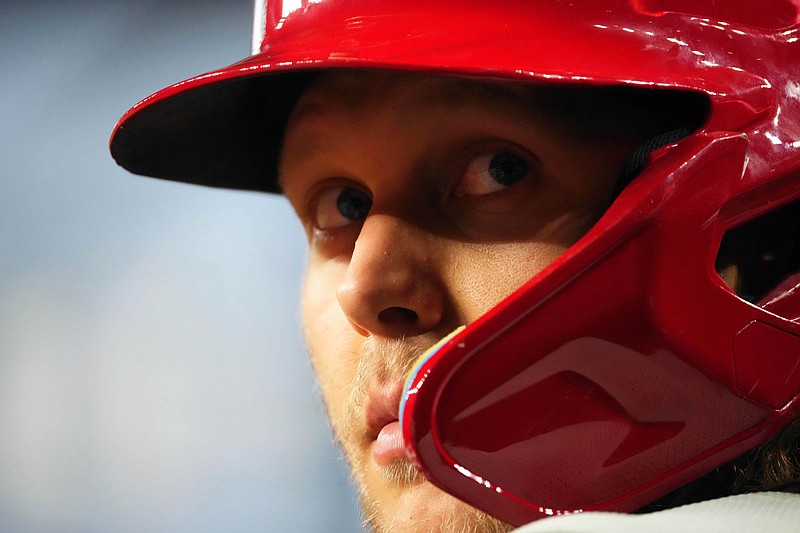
374, 458, 424, 487
359, 484, 514, 533
325, 337, 513, 533
336, 336, 427, 485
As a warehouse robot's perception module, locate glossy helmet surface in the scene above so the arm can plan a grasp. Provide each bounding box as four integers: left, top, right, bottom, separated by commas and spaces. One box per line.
111, 0, 800, 526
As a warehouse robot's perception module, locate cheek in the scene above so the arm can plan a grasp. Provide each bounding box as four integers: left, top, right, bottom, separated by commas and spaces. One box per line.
302, 257, 358, 418
450, 241, 566, 321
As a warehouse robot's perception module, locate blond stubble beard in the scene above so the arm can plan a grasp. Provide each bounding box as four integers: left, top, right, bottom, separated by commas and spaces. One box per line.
326, 337, 512, 533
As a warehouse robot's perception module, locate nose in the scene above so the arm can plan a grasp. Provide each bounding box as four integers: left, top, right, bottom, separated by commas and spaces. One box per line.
337, 213, 445, 338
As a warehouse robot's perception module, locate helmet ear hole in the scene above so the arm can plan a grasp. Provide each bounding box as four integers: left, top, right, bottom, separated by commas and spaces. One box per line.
715, 197, 800, 309
615, 128, 692, 193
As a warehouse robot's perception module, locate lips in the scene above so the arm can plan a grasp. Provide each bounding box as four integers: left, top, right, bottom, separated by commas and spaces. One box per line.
365, 382, 407, 465
365, 382, 402, 439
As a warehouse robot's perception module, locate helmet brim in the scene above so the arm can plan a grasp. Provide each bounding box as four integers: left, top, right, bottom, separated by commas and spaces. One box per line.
110, 65, 315, 194
109, 3, 738, 194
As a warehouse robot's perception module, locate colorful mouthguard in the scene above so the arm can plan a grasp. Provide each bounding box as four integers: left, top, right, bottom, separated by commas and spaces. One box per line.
399, 325, 466, 433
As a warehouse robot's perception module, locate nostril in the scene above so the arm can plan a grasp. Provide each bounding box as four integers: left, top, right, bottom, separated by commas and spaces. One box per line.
378, 307, 419, 325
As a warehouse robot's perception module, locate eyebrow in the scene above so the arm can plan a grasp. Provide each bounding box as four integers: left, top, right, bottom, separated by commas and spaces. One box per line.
276, 131, 332, 193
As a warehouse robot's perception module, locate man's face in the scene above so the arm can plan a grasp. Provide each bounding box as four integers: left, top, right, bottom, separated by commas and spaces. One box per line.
280, 71, 637, 532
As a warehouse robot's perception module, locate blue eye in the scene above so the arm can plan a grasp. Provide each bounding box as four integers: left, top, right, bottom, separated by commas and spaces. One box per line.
488, 153, 529, 186
314, 186, 372, 229
336, 187, 372, 221
456, 151, 532, 197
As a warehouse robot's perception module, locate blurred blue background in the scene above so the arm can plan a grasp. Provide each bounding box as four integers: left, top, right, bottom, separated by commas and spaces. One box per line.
0, 1, 362, 531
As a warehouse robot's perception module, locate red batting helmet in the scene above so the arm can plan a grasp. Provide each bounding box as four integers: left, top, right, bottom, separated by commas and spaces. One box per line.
111, 0, 800, 526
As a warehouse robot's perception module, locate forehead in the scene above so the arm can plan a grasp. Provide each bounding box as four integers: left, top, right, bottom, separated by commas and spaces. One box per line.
278, 71, 556, 189
289, 70, 541, 118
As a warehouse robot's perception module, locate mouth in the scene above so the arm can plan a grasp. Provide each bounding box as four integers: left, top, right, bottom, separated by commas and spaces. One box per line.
365, 383, 406, 466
